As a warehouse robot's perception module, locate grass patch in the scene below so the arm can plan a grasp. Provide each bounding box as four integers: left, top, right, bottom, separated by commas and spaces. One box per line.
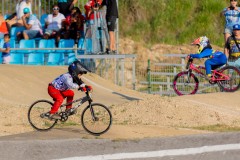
192, 124, 240, 132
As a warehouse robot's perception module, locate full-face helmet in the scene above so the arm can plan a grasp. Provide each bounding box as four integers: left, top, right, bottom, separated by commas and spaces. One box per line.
68, 60, 88, 81
191, 36, 210, 53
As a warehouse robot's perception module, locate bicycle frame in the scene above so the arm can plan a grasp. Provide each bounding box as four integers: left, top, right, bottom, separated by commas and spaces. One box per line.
187, 58, 230, 82
59, 91, 93, 112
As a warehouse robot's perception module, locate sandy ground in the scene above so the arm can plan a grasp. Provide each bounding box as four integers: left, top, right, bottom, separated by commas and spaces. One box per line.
0, 65, 240, 139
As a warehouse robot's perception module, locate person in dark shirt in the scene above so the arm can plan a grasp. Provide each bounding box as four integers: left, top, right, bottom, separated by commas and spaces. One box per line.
57, 0, 77, 16
101, 0, 118, 54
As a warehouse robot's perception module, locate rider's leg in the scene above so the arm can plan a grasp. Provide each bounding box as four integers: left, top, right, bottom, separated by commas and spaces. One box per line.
61, 89, 74, 110
48, 85, 64, 114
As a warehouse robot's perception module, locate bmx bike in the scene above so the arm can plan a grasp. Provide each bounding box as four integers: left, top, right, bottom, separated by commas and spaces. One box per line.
28, 90, 112, 135
173, 57, 240, 96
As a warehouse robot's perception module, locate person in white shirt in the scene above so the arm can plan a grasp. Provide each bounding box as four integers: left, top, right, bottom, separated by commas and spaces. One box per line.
43, 4, 66, 41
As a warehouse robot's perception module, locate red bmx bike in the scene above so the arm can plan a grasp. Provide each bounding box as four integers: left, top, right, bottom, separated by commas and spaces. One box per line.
173, 57, 240, 96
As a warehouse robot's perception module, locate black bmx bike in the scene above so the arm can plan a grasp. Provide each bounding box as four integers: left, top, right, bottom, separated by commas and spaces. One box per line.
28, 90, 112, 135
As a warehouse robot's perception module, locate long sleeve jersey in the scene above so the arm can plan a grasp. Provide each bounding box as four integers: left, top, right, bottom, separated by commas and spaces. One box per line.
190, 48, 225, 59
51, 73, 84, 91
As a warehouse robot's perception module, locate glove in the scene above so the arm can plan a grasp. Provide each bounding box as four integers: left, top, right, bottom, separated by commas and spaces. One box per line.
79, 85, 92, 92
86, 85, 93, 92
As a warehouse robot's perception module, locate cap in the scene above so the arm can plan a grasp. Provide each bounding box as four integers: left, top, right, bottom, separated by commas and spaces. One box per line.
23, 8, 30, 14
233, 24, 240, 30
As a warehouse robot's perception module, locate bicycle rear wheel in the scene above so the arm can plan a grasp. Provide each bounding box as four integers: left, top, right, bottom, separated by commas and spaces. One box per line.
28, 100, 57, 131
81, 103, 112, 135
173, 71, 199, 96
217, 66, 240, 92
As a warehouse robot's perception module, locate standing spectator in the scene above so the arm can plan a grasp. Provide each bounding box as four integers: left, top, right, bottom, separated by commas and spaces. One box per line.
225, 24, 240, 68
221, 0, 240, 43
101, 0, 118, 54
0, 14, 9, 39
0, 34, 11, 64
58, 0, 77, 17
84, 0, 102, 21
43, 4, 65, 45
17, 8, 42, 40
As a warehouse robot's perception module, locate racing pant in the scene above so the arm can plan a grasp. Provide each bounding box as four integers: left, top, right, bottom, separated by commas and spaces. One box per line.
205, 55, 227, 75
48, 84, 74, 114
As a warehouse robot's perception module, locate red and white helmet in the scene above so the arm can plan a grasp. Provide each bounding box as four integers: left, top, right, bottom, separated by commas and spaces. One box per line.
191, 36, 210, 53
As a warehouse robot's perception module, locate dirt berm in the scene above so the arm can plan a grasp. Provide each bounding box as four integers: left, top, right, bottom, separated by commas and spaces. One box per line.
0, 65, 240, 140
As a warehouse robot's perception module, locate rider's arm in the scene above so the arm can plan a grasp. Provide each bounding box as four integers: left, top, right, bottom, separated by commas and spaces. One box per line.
190, 49, 212, 59
64, 74, 80, 89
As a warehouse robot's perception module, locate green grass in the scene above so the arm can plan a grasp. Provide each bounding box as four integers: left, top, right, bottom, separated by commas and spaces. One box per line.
119, 0, 228, 47
192, 124, 240, 132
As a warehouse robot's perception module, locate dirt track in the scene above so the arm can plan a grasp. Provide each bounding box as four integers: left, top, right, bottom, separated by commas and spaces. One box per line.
0, 65, 240, 139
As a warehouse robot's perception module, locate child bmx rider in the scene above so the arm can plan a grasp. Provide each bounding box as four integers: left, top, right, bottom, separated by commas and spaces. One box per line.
188, 36, 227, 79
45, 60, 92, 120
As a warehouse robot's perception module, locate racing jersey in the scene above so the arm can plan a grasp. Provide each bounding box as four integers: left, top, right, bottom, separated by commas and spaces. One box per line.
51, 72, 84, 91
190, 48, 226, 59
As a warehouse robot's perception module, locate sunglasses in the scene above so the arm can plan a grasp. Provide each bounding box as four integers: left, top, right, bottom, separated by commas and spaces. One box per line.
230, 0, 237, 2
24, 12, 29, 14
53, 7, 59, 11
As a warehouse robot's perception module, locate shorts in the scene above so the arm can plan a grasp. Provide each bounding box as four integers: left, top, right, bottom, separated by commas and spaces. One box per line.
106, 16, 117, 32
44, 29, 59, 36
224, 26, 233, 34
2, 55, 10, 64
228, 58, 240, 69
23, 30, 42, 39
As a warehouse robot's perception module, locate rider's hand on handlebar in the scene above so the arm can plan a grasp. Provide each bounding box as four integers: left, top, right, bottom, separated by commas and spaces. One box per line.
79, 85, 93, 92
186, 55, 190, 60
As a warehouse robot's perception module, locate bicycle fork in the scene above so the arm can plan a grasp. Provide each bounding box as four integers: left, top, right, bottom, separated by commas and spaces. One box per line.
89, 103, 99, 121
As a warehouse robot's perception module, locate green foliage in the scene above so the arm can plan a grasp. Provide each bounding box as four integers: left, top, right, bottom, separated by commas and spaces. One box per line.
119, 0, 228, 46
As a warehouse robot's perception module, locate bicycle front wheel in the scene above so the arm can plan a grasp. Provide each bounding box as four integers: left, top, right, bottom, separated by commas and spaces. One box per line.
81, 103, 112, 135
28, 100, 57, 131
173, 71, 199, 96
217, 66, 240, 92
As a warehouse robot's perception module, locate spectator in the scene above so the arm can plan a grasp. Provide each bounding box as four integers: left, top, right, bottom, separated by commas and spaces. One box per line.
84, 0, 102, 54
101, 0, 118, 54
84, 0, 102, 21
6, 0, 32, 27
221, 0, 240, 43
17, 8, 42, 40
225, 24, 240, 68
63, 7, 85, 43
0, 34, 11, 64
57, 0, 77, 17
43, 4, 65, 45
0, 14, 9, 39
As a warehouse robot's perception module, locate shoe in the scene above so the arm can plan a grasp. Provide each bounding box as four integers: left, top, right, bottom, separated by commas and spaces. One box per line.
44, 112, 62, 120
65, 108, 76, 116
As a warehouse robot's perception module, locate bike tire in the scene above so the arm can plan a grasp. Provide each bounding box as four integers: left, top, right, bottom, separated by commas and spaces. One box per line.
173, 71, 199, 96
217, 66, 240, 92
28, 100, 57, 131
81, 103, 112, 135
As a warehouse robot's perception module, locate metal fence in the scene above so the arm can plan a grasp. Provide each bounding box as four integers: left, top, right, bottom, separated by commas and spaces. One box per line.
136, 54, 222, 96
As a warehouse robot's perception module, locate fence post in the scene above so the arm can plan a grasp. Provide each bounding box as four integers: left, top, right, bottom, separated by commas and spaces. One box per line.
121, 58, 125, 86
181, 57, 185, 71
147, 59, 151, 94
132, 57, 136, 90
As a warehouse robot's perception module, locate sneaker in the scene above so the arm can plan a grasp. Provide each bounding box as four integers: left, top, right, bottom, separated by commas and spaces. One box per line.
43, 112, 61, 120
65, 108, 76, 116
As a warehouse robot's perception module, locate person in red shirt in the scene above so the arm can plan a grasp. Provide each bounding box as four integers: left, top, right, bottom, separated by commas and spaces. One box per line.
84, 0, 102, 21
0, 14, 9, 39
